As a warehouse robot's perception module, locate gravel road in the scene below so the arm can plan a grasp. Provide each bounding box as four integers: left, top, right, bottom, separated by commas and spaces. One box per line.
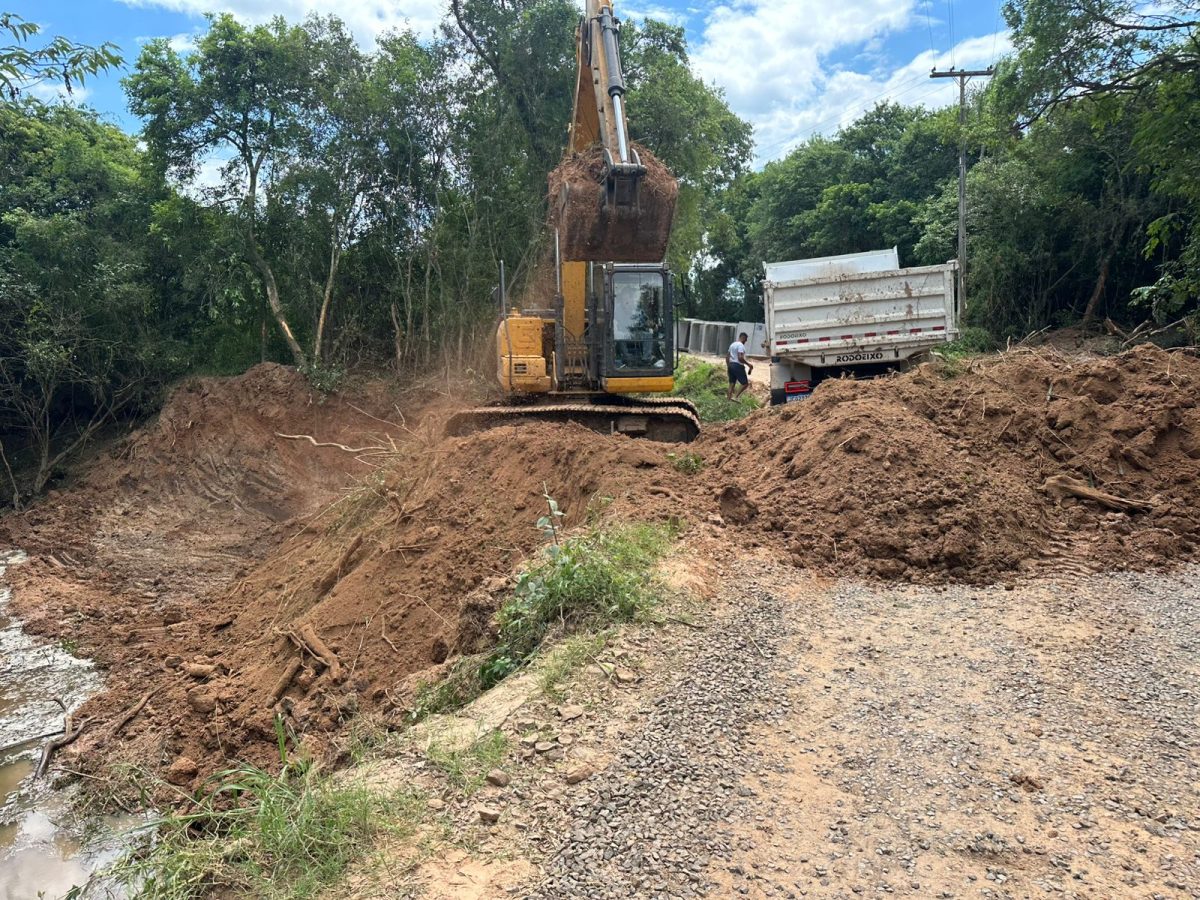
525, 559, 1200, 899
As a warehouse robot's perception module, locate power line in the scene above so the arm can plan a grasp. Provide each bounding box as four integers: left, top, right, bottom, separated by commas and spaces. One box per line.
925, 0, 936, 55
948, 0, 956, 66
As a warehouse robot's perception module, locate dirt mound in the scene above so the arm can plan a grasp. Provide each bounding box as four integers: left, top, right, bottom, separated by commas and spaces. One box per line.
549, 142, 677, 263
2, 368, 690, 788
702, 345, 1200, 582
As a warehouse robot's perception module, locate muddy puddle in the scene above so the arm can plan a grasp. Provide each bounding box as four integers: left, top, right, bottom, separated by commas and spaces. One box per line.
1, 550, 138, 899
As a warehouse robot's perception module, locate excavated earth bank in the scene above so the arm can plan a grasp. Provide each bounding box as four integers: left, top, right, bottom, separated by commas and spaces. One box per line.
0, 346, 1197, 787
704, 344, 1200, 582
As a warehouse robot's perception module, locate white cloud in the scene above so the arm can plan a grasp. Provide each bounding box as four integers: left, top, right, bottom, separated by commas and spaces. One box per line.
690, 0, 1011, 164
119, 0, 444, 44
620, 4, 687, 26
694, 0, 917, 118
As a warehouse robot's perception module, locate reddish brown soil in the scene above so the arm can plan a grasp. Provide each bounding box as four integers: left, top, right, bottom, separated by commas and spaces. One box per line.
1, 346, 1197, 790
0, 364, 689, 789
703, 345, 1200, 582
548, 142, 677, 263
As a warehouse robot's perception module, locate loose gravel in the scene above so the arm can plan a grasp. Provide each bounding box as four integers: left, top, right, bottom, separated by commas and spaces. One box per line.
521, 560, 1200, 899
528, 578, 801, 899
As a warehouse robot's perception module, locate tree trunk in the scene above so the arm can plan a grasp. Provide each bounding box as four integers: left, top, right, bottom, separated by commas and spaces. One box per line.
245, 154, 306, 370
249, 243, 307, 369
314, 239, 342, 364
1081, 256, 1111, 328
0, 439, 20, 510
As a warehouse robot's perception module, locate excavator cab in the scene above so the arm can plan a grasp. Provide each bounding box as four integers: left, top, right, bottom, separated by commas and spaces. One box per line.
602, 263, 672, 386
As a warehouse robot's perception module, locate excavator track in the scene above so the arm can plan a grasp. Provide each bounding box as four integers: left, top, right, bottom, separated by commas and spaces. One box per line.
447, 398, 700, 443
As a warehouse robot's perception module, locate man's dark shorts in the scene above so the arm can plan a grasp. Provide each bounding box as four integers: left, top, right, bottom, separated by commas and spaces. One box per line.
727, 360, 748, 386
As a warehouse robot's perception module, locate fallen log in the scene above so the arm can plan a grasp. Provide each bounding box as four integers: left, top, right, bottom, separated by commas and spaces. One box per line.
1041, 474, 1154, 513
269, 656, 304, 704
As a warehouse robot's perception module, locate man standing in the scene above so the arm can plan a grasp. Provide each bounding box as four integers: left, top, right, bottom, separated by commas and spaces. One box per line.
726, 331, 753, 401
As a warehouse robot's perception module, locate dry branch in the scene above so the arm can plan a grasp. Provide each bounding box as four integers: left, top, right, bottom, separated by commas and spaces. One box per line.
275, 433, 389, 454
1041, 474, 1154, 513
110, 693, 151, 738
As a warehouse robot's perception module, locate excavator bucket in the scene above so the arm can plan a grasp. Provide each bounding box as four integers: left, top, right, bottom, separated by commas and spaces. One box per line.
550, 143, 678, 263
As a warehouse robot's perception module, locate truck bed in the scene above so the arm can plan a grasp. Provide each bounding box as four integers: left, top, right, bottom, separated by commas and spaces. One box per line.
766, 262, 958, 368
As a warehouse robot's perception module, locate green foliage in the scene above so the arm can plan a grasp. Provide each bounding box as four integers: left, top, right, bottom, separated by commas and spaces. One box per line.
671, 356, 758, 422
0, 102, 189, 501
943, 326, 997, 356
104, 762, 421, 900
0, 13, 122, 100
667, 450, 704, 475
480, 520, 676, 689
409, 657, 486, 722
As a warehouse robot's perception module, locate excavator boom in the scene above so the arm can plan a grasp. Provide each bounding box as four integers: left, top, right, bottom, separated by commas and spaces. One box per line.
555, 0, 677, 263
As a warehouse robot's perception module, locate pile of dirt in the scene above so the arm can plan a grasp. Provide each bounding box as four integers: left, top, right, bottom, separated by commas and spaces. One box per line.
702, 345, 1200, 582
2, 367, 690, 788
549, 142, 677, 263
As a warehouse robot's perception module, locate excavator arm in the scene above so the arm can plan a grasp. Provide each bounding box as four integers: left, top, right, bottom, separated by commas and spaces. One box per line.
555, 0, 675, 264
568, 0, 644, 210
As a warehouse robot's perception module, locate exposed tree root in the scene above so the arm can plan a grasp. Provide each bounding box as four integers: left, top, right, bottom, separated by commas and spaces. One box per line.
36, 711, 93, 779
110, 692, 151, 738
270, 656, 304, 704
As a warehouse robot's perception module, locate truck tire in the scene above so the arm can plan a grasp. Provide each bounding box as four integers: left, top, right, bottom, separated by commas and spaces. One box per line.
769, 388, 787, 407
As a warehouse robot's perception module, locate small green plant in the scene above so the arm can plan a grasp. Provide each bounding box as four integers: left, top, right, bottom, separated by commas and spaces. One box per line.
300, 360, 345, 394
536, 482, 564, 547
425, 730, 510, 795
931, 326, 997, 377
97, 761, 421, 900
59, 637, 79, 655
667, 450, 704, 475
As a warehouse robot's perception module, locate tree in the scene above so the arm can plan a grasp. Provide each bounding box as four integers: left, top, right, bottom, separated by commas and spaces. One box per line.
127, 15, 315, 368
0, 103, 183, 503
1000, 0, 1200, 124
0, 12, 121, 100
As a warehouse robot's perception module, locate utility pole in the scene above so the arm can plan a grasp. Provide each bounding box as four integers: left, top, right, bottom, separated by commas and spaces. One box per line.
930, 67, 993, 313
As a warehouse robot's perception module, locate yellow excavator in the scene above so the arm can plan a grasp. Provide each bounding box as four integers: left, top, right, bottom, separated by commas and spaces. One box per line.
449, 0, 699, 443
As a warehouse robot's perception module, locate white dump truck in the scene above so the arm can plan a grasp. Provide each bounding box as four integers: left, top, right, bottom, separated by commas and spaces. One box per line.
763, 248, 959, 404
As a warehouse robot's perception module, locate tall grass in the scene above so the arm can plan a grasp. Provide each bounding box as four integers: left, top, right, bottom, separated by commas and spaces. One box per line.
90, 760, 420, 900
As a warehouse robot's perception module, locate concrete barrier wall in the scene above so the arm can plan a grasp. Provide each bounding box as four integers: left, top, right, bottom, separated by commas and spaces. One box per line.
675, 318, 766, 357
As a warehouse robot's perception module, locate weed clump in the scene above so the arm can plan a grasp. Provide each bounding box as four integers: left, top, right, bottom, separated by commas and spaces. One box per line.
100, 758, 419, 899
479, 520, 675, 688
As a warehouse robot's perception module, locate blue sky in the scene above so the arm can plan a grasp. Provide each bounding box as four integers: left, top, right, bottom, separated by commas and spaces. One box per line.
12, 0, 1010, 164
